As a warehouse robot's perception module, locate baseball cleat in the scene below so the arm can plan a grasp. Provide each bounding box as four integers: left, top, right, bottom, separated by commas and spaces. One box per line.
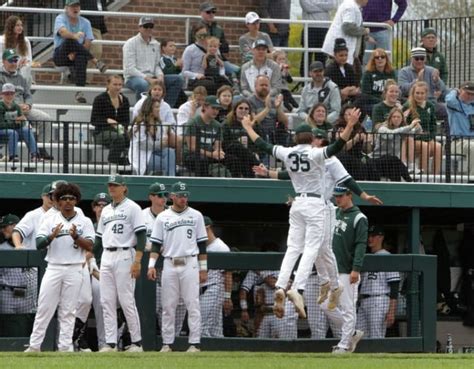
332, 345, 350, 354
327, 286, 344, 310
186, 345, 201, 353
317, 282, 330, 304
24, 346, 40, 353
273, 288, 286, 318
99, 345, 117, 353
160, 345, 172, 353
348, 330, 364, 353
58, 346, 74, 353
125, 344, 143, 353
287, 289, 306, 319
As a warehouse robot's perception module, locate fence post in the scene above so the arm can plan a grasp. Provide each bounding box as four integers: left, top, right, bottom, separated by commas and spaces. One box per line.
62, 121, 70, 173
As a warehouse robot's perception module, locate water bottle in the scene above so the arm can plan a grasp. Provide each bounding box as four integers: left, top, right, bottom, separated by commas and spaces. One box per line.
363, 116, 373, 132
446, 333, 454, 353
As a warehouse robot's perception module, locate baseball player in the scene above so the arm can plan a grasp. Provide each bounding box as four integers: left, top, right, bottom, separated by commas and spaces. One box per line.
320, 185, 366, 354
148, 181, 208, 353
200, 216, 233, 337
40, 180, 86, 222
241, 110, 360, 319
95, 175, 146, 353
357, 225, 400, 338
25, 183, 95, 352
239, 270, 264, 336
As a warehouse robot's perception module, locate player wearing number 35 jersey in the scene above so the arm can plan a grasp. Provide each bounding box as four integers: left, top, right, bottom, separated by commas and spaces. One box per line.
241, 108, 360, 319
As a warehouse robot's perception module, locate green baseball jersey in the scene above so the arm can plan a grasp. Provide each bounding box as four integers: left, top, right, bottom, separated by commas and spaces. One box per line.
332, 205, 368, 274
184, 115, 223, 153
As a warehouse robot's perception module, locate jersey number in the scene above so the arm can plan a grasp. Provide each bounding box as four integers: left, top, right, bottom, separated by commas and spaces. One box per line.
112, 224, 124, 234
187, 229, 193, 239
288, 153, 310, 172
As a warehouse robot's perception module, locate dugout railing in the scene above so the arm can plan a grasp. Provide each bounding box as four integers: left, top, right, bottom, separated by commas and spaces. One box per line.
0, 251, 436, 353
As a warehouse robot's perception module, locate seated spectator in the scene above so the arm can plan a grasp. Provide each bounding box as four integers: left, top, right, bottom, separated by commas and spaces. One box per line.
372, 107, 422, 181
132, 80, 175, 124
0, 83, 39, 162
0, 49, 52, 160
420, 28, 448, 82
372, 79, 402, 129
306, 102, 333, 131
403, 81, 442, 175
356, 48, 396, 118
159, 39, 182, 75
240, 39, 282, 98
239, 12, 273, 63
215, 85, 233, 124
91, 75, 130, 165
202, 37, 232, 91
273, 50, 298, 112
53, 0, 106, 102
177, 86, 207, 135
123, 16, 183, 107
446, 82, 474, 180
325, 38, 360, 104
183, 95, 234, 177
297, 61, 341, 124
0, 15, 38, 87
129, 98, 177, 176
222, 99, 261, 178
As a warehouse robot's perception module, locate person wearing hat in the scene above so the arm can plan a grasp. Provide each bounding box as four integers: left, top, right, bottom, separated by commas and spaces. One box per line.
257, 0, 291, 47
446, 82, 474, 180
148, 181, 208, 352
357, 225, 400, 338
123, 16, 183, 106
297, 60, 341, 124
95, 175, 146, 352
143, 183, 169, 251
0, 213, 37, 338
420, 28, 447, 82
53, 0, 107, 101
239, 12, 273, 63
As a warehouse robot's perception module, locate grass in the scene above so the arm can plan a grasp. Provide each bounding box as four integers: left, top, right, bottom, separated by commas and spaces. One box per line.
2, 352, 474, 369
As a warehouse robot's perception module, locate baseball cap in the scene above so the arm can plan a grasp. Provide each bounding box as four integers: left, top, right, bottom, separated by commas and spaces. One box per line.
0, 213, 20, 227
171, 181, 190, 196
139, 16, 154, 26
312, 128, 328, 140
107, 174, 126, 185
93, 192, 112, 205
310, 61, 324, 71
460, 81, 474, 93
411, 47, 427, 58
2, 48, 19, 62
204, 216, 213, 226
245, 12, 260, 24
421, 28, 437, 38
149, 182, 168, 196
334, 38, 348, 53
65, 0, 81, 5
333, 185, 351, 197
42, 183, 53, 195
50, 180, 68, 193
252, 39, 269, 49
205, 95, 221, 108
294, 124, 312, 135
368, 224, 385, 236
200, 2, 216, 12
1, 83, 15, 94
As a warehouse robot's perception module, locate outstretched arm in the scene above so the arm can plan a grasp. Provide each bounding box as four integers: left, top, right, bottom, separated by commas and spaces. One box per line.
242, 115, 274, 155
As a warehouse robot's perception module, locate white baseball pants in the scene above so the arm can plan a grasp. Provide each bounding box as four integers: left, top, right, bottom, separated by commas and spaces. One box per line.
356, 295, 390, 338
200, 283, 224, 337
91, 276, 106, 349
75, 266, 92, 323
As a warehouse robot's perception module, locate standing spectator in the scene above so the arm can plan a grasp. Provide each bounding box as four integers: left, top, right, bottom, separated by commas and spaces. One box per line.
297, 61, 341, 125
299, 0, 338, 76
123, 16, 183, 107
215, 85, 233, 124
91, 75, 130, 165
446, 82, 474, 180
372, 79, 402, 128
258, 0, 291, 47
306, 103, 333, 131
240, 39, 282, 98
273, 50, 299, 111
177, 85, 207, 135
357, 225, 400, 338
362, 0, 407, 56
81, 0, 108, 62
53, 0, 107, 102
239, 12, 273, 63
420, 28, 448, 83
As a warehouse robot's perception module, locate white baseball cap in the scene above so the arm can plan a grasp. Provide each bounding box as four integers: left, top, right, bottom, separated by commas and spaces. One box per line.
245, 12, 260, 24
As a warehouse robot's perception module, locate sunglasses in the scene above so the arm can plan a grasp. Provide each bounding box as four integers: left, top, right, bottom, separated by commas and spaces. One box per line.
196, 33, 208, 39
7, 57, 19, 63
142, 24, 154, 29
206, 10, 216, 14
413, 56, 425, 61
60, 195, 77, 201
175, 193, 188, 198
374, 55, 386, 60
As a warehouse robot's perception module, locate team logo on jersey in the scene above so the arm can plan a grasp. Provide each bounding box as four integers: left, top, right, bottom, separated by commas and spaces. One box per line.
334, 219, 347, 234
164, 218, 196, 231
103, 213, 127, 225
367, 272, 378, 280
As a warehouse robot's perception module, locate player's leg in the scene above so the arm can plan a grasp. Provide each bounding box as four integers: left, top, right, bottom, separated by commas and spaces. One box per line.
161, 259, 180, 345
355, 298, 369, 337
100, 252, 119, 346
199, 287, 212, 337
256, 315, 270, 338
175, 298, 187, 335
180, 256, 201, 346
73, 266, 93, 351
371, 295, 390, 338
276, 301, 298, 339
91, 275, 106, 350
306, 275, 330, 339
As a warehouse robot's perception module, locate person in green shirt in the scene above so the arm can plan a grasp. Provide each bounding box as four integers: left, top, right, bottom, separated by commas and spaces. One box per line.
420, 28, 448, 83
371, 79, 401, 130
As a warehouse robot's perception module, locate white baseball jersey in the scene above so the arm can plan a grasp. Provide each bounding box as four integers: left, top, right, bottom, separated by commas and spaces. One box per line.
43, 206, 85, 222
37, 211, 95, 264
14, 206, 47, 249
360, 249, 401, 295
150, 206, 207, 258
240, 270, 263, 292
97, 198, 146, 248
324, 157, 351, 201
143, 207, 158, 250
201, 237, 230, 288
273, 144, 327, 194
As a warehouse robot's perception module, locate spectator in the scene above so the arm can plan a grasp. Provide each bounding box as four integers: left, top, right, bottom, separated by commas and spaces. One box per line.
216, 85, 233, 124
222, 99, 261, 178
258, 0, 291, 47
299, 0, 338, 76
420, 28, 448, 82
297, 61, 341, 124
306, 102, 333, 131
446, 82, 474, 180
248, 75, 289, 146
362, 0, 407, 56
129, 98, 177, 176
177, 85, 207, 135
240, 39, 282, 98
91, 75, 130, 165
325, 38, 360, 104
202, 37, 232, 91
123, 16, 183, 107
132, 80, 176, 125
0, 83, 39, 162
0, 49, 52, 160
403, 81, 442, 175
273, 50, 299, 112
53, 0, 107, 102
239, 12, 273, 63
159, 39, 182, 75
372, 79, 402, 128
81, 0, 108, 62
0, 15, 38, 86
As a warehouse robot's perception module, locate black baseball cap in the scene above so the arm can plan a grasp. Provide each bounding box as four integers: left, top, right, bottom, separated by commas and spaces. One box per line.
368, 225, 385, 236
200, 2, 216, 12
310, 61, 324, 71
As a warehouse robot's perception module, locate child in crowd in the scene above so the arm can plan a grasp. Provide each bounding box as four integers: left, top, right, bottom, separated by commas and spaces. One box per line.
273, 50, 298, 111
202, 37, 232, 91
160, 39, 182, 75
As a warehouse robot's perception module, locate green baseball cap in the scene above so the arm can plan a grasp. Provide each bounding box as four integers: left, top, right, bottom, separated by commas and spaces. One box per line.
0, 213, 20, 227
42, 183, 53, 195
93, 192, 112, 205
333, 185, 351, 197
368, 224, 385, 236
2, 48, 19, 61
171, 181, 190, 196
204, 216, 213, 226
421, 28, 437, 38
50, 180, 68, 193
149, 182, 168, 196
312, 128, 328, 140
107, 174, 126, 185
65, 0, 81, 6
205, 95, 222, 108
295, 124, 313, 135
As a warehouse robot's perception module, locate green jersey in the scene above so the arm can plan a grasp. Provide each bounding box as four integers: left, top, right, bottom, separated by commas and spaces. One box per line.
184, 114, 223, 153
332, 205, 368, 274
0, 100, 22, 130
424, 46, 448, 82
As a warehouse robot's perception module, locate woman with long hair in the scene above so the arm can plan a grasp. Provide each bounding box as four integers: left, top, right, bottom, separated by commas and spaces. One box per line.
129, 97, 177, 176
306, 103, 333, 131
371, 79, 402, 128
